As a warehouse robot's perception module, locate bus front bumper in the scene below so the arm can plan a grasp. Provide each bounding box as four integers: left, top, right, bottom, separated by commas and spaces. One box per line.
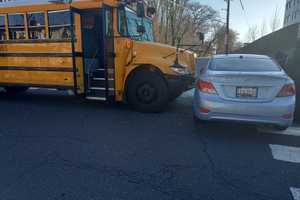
164, 74, 195, 99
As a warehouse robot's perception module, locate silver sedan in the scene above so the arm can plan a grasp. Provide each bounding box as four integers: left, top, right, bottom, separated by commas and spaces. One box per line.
193, 54, 296, 130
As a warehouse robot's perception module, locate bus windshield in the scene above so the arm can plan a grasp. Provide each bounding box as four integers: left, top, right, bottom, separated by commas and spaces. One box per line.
125, 8, 154, 42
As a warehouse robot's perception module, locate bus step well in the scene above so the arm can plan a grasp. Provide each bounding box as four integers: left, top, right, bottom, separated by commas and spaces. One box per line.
85, 67, 115, 102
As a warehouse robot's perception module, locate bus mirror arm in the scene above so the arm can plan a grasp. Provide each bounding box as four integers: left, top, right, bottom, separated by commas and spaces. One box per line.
162, 45, 201, 59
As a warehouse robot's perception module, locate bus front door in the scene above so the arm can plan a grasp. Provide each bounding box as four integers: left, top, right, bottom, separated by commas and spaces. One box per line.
80, 8, 115, 101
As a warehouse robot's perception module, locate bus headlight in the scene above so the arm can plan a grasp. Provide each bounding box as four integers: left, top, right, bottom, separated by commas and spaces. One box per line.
193, 53, 198, 59
170, 63, 189, 75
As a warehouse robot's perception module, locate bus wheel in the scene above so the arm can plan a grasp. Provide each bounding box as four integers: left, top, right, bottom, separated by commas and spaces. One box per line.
127, 70, 169, 113
4, 86, 29, 94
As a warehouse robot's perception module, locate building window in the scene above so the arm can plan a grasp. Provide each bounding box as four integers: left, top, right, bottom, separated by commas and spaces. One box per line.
48, 10, 72, 40
0, 15, 6, 40
8, 13, 26, 40
27, 12, 46, 39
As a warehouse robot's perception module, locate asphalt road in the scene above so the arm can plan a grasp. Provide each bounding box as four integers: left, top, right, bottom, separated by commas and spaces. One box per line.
0, 88, 299, 200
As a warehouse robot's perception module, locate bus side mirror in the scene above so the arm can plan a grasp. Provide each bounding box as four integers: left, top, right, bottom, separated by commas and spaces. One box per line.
198, 32, 205, 43
137, 24, 146, 34
136, 1, 145, 18
147, 6, 156, 16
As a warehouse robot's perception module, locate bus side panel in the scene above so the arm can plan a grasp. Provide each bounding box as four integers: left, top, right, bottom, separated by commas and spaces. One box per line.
0, 42, 76, 88
0, 42, 73, 53
0, 71, 74, 87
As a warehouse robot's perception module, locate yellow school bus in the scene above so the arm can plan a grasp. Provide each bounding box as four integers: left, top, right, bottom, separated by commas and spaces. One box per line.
0, 0, 195, 112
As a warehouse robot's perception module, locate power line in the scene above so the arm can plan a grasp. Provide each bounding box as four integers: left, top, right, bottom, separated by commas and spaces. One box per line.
239, 0, 245, 11
238, 0, 251, 29
225, 0, 230, 54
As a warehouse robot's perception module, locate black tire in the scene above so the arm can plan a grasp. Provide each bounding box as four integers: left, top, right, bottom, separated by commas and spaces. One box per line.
4, 86, 29, 94
127, 70, 169, 113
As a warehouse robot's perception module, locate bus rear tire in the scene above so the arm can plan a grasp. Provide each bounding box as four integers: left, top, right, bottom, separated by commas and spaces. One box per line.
4, 86, 29, 94
127, 70, 169, 113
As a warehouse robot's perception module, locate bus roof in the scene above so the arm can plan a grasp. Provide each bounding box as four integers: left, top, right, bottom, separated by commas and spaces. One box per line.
0, 0, 62, 7
0, 0, 103, 8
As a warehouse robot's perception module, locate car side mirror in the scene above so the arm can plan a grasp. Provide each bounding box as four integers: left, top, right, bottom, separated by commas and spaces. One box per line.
136, 1, 145, 18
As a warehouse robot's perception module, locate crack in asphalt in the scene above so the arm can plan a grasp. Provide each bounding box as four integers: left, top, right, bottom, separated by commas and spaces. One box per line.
56, 159, 205, 200
197, 130, 283, 200
0, 150, 207, 200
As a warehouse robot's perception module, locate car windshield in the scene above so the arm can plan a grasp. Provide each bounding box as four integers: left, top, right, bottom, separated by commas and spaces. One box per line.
125, 8, 154, 42
209, 57, 281, 72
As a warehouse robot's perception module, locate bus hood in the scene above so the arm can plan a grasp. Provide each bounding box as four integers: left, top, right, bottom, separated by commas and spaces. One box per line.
132, 41, 196, 75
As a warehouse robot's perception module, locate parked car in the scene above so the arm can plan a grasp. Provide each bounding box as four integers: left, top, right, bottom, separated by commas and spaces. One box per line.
193, 54, 296, 130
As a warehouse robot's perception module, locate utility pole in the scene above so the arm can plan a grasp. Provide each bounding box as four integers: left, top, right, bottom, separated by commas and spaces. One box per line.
225, 0, 230, 54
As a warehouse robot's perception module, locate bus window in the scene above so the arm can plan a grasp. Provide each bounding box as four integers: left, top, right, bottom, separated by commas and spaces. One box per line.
0, 15, 6, 40
27, 12, 46, 39
118, 7, 127, 36
104, 9, 113, 37
8, 13, 26, 40
48, 10, 72, 40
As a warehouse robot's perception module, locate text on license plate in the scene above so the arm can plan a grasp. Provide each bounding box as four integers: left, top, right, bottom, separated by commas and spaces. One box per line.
236, 87, 258, 98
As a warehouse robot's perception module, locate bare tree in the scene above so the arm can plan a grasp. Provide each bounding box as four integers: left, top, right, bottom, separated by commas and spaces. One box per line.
270, 7, 281, 32
214, 26, 239, 54
246, 25, 259, 42
150, 0, 218, 46
260, 19, 268, 37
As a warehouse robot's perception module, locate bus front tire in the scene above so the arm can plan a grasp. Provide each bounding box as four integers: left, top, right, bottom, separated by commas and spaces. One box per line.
4, 86, 29, 94
127, 70, 169, 113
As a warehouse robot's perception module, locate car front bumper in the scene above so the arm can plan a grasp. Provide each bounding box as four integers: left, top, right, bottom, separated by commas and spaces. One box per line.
193, 90, 295, 127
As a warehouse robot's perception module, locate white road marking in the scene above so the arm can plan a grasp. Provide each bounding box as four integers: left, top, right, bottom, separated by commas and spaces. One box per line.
269, 144, 300, 163
258, 127, 300, 137
290, 188, 300, 200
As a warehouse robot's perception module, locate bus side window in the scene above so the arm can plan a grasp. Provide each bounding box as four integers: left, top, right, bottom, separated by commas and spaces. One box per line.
118, 8, 127, 36
8, 14, 26, 40
27, 12, 46, 40
0, 15, 6, 40
48, 10, 72, 40
104, 9, 113, 37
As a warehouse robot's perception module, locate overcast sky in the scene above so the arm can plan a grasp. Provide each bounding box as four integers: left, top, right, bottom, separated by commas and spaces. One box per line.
199, 0, 286, 42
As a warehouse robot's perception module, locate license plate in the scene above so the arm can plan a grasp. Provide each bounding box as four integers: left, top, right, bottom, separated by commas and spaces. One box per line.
236, 87, 257, 98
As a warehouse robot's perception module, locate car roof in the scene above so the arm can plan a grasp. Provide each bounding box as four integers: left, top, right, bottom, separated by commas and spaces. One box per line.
212, 54, 270, 59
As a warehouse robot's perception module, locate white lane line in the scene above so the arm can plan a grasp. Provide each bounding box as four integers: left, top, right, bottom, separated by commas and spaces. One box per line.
269, 144, 300, 163
291, 187, 300, 200
258, 127, 300, 137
